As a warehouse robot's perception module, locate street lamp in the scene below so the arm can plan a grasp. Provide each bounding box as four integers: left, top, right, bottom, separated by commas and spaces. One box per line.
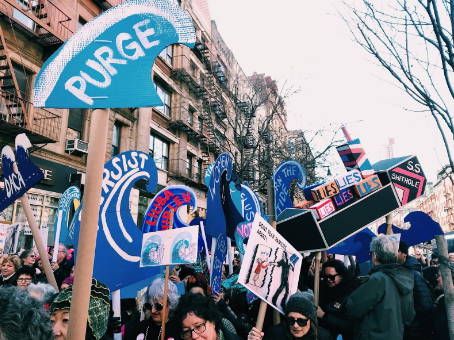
320, 166, 332, 176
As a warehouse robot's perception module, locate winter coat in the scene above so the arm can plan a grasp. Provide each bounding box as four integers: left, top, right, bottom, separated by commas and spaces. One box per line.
217, 298, 253, 338
124, 318, 180, 340
263, 321, 333, 340
53, 258, 70, 289
318, 280, 355, 340
346, 263, 415, 340
402, 256, 434, 340
0, 272, 17, 286
430, 294, 449, 340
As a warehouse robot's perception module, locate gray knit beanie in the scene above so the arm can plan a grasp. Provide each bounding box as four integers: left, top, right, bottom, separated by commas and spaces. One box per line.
285, 291, 317, 324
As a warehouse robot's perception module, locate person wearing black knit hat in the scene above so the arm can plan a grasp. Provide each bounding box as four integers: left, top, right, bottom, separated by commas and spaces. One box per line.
247, 291, 332, 340
16, 265, 36, 290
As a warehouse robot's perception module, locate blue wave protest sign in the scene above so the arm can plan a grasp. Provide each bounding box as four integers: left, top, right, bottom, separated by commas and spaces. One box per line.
273, 160, 307, 217
211, 233, 227, 296
206, 153, 233, 238
141, 185, 197, 233
53, 186, 80, 247
74, 151, 160, 290
0, 134, 43, 213
34, 0, 195, 109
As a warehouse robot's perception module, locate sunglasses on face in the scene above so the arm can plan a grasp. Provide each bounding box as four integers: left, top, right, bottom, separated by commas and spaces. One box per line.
143, 302, 163, 312
286, 317, 309, 327
323, 273, 339, 281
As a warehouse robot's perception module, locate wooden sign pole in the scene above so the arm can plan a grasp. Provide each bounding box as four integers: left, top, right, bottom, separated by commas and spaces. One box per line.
314, 252, 321, 306
18, 186, 58, 292
161, 209, 174, 340
67, 108, 109, 340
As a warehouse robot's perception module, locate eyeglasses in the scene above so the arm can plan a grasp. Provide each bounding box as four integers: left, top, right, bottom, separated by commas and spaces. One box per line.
17, 278, 32, 282
416, 253, 421, 256
143, 302, 163, 312
286, 317, 309, 327
323, 274, 339, 281
180, 322, 207, 339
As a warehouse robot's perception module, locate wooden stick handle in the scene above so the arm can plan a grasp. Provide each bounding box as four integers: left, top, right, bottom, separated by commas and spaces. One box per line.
161, 209, 174, 340
67, 108, 109, 340
255, 301, 268, 332
314, 252, 321, 306
19, 192, 58, 292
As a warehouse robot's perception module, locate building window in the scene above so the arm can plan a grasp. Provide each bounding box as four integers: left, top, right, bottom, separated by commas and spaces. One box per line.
67, 109, 84, 140
196, 160, 202, 182
4, 66, 28, 98
159, 45, 173, 65
187, 110, 194, 126
149, 134, 169, 170
154, 81, 171, 117
197, 117, 203, 133
13, 0, 36, 30
111, 122, 121, 157
186, 155, 192, 177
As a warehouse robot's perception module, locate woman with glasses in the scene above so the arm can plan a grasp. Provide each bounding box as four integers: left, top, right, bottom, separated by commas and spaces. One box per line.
248, 291, 331, 340
127, 277, 180, 340
174, 293, 243, 340
316, 260, 357, 340
15, 265, 35, 290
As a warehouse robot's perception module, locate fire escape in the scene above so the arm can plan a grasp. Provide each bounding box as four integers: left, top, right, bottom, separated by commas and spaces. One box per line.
0, 0, 72, 145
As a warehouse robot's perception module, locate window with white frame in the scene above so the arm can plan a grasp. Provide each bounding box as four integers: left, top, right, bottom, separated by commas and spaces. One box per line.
111, 122, 121, 157
149, 134, 169, 170
159, 45, 173, 65
154, 81, 171, 117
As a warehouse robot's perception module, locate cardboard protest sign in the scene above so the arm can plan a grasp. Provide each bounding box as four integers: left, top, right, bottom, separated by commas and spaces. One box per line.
273, 160, 307, 217
302, 183, 324, 201
0, 134, 43, 212
277, 184, 400, 252
377, 211, 443, 246
335, 169, 362, 190
294, 200, 314, 209
241, 182, 263, 222
337, 138, 374, 178
211, 233, 227, 295
221, 172, 246, 239
33, 227, 49, 251
0, 222, 20, 254
53, 186, 81, 247
206, 153, 233, 238
353, 175, 382, 197
332, 188, 356, 208
311, 181, 340, 202
34, 0, 196, 109
65, 204, 81, 245
238, 215, 302, 314
309, 199, 336, 220
141, 185, 197, 232
235, 221, 253, 255
140, 225, 198, 267
327, 228, 376, 263
74, 151, 162, 290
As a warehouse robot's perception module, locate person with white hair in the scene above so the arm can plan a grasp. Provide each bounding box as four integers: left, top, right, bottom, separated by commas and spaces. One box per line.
27, 282, 57, 308
126, 277, 180, 340
346, 235, 416, 340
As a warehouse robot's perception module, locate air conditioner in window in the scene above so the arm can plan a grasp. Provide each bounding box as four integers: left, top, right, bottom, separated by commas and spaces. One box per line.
66, 139, 89, 156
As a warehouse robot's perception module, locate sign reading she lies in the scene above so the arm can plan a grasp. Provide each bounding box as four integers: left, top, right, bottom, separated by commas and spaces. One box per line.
34, 0, 196, 109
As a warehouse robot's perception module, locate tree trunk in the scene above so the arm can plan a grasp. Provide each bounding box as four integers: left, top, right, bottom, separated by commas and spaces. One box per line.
435, 235, 454, 340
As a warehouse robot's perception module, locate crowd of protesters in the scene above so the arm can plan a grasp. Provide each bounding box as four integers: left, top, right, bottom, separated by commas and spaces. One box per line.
0, 236, 453, 340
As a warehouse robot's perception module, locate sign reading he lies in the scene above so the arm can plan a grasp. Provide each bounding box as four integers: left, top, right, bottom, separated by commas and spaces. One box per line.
34, 0, 196, 109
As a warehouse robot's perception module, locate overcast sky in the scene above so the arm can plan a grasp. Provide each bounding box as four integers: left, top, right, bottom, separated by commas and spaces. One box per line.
206, 0, 450, 182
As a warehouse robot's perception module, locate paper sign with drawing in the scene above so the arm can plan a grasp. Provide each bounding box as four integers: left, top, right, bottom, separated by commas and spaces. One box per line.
0, 222, 20, 254
140, 225, 198, 267
238, 215, 302, 314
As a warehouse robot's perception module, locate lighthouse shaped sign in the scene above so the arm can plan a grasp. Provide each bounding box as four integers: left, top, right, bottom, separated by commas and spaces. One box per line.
34, 0, 196, 109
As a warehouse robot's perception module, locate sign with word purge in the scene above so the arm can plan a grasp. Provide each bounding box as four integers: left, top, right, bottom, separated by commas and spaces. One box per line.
238, 215, 302, 314
34, 0, 196, 109
140, 225, 198, 267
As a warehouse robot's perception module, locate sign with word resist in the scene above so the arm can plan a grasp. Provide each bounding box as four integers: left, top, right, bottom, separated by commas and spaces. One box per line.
34, 0, 196, 109
238, 215, 302, 314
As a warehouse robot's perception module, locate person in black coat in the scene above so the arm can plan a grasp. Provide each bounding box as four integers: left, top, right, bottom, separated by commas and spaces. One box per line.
398, 241, 434, 340
299, 256, 356, 340
317, 260, 357, 340
422, 266, 451, 340
248, 291, 333, 340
